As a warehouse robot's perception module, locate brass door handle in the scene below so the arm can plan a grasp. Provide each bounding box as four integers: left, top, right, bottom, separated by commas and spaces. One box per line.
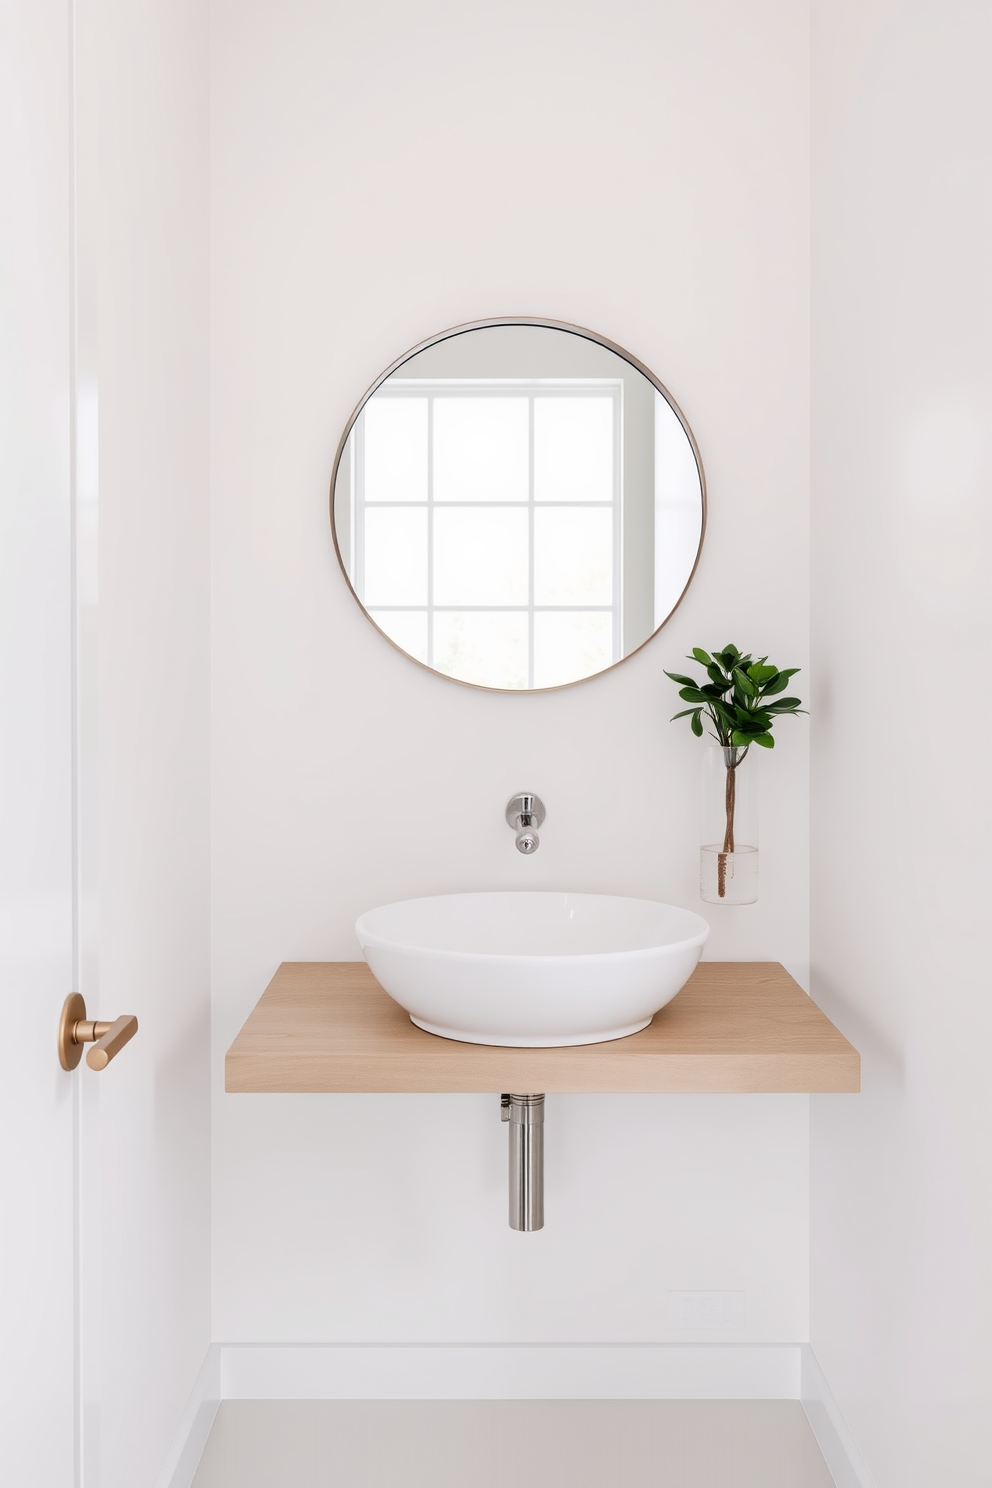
58, 994, 138, 1071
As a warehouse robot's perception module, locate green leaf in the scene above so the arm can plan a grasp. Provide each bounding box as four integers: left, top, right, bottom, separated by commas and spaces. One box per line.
762, 668, 800, 696
706, 662, 730, 689
690, 711, 704, 737
730, 730, 752, 747
765, 697, 804, 713
665, 671, 699, 689
733, 668, 757, 697
751, 733, 775, 748
670, 708, 699, 720
701, 683, 728, 699
748, 663, 778, 684
717, 646, 740, 668
691, 647, 712, 666
678, 687, 707, 703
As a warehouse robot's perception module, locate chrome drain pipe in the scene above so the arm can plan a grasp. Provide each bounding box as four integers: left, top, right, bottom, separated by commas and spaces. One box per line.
502, 1093, 545, 1231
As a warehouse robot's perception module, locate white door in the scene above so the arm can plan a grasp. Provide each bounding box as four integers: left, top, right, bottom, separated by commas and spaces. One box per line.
0, 3, 79, 1482
3, 7, 212, 1485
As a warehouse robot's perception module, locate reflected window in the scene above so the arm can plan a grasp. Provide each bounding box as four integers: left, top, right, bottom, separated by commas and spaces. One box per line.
351, 381, 622, 689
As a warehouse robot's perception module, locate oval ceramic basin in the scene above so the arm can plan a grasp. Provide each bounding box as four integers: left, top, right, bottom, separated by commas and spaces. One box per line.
355, 891, 710, 1047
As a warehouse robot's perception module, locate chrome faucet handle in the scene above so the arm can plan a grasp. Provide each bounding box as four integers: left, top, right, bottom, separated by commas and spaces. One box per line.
505, 793, 546, 855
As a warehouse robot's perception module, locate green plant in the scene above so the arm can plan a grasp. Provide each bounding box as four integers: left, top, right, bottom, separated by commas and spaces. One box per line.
665, 644, 805, 899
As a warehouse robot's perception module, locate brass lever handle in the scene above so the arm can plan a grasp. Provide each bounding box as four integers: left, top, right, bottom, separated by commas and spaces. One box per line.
58, 994, 139, 1071
86, 1015, 138, 1069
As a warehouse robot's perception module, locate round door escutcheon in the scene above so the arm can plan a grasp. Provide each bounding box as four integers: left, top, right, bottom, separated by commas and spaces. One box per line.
58, 992, 87, 1071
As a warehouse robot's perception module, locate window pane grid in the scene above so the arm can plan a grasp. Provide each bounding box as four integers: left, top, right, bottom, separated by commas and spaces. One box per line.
527, 392, 536, 687
362, 501, 616, 509
355, 380, 621, 688
426, 380, 435, 667
369, 605, 615, 612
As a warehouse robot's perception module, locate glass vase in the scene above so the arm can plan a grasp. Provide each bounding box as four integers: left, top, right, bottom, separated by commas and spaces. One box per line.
700, 745, 758, 905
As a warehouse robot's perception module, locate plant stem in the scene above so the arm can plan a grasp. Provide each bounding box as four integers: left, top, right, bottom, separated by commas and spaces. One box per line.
717, 757, 737, 899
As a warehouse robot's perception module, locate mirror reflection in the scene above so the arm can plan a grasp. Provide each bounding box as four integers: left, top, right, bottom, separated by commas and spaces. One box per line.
331, 321, 705, 691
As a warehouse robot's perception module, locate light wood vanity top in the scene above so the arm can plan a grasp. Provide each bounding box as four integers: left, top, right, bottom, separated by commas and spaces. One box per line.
225, 961, 860, 1094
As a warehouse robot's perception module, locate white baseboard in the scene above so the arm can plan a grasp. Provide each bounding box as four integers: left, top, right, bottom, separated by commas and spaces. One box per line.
156, 1345, 221, 1488
800, 1345, 877, 1488
219, 1342, 800, 1401
160, 1342, 872, 1488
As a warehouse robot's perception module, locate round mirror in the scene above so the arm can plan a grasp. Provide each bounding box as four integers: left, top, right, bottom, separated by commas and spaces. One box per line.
330, 319, 705, 692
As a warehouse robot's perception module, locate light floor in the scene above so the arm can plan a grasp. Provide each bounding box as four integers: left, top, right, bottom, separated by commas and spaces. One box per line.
191, 1400, 836, 1488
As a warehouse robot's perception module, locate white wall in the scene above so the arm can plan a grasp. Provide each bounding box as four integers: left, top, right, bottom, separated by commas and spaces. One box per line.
81, 2, 212, 1483
211, 0, 812, 1346
810, 3, 992, 1484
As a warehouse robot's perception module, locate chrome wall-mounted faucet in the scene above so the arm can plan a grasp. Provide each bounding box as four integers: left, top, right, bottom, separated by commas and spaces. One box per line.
506, 793, 546, 855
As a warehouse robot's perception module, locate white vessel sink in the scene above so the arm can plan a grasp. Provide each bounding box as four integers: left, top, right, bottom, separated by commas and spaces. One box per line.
355, 891, 710, 1047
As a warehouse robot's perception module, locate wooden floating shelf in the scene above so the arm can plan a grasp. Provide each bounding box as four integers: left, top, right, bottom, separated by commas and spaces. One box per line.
225, 961, 860, 1095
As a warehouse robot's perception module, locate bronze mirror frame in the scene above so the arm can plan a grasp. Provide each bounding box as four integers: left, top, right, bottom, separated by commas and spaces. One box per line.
329, 316, 707, 693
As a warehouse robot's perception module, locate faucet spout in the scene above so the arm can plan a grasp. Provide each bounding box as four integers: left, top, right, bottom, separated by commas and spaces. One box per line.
515, 820, 540, 854
505, 793, 546, 855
